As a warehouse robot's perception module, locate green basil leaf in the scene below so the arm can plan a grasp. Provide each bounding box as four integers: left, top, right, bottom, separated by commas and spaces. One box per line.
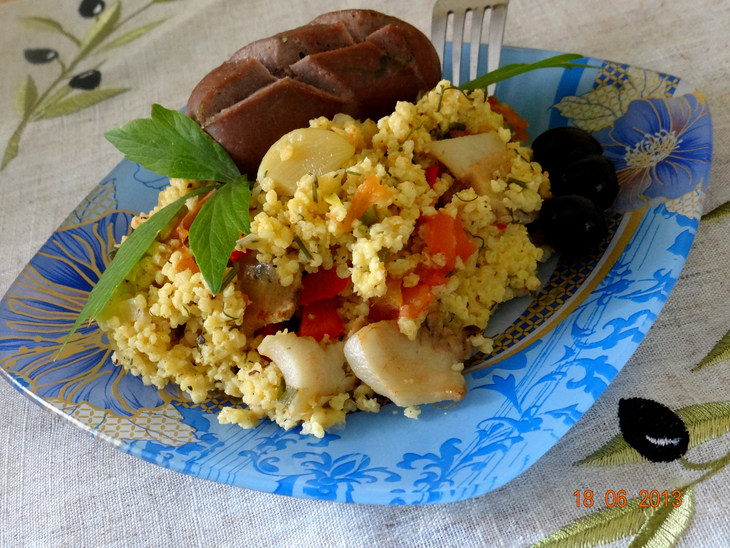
104, 104, 241, 183
59, 184, 217, 355
188, 176, 250, 295
460, 53, 601, 92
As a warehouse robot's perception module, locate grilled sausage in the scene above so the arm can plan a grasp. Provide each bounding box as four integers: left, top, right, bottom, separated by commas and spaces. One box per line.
187, 10, 441, 177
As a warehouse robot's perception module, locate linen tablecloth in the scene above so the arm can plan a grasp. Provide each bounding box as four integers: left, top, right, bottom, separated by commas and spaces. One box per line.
2, 0, 729, 545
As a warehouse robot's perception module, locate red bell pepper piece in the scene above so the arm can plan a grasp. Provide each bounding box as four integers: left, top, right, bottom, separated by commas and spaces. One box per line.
425, 165, 441, 188
298, 267, 351, 306
229, 249, 247, 263
298, 298, 344, 342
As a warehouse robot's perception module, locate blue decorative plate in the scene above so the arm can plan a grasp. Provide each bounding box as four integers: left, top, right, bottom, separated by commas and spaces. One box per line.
0, 47, 712, 505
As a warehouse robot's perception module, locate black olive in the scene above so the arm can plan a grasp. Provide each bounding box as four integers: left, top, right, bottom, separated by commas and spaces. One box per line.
551, 155, 619, 210
78, 0, 105, 18
538, 195, 608, 257
24, 48, 58, 64
69, 70, 102, 90
618, 398, 689, 462
532, 126, 603, 180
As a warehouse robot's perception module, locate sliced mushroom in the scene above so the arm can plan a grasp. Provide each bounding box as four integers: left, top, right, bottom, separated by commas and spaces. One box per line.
258, 332, 357, 416
343, 320, 466, 407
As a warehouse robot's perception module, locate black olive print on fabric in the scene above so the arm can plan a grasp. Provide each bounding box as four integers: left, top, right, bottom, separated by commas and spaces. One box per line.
70, 70, 102, 91
24, 49, 59, 64
78, 0, 105, 18
3, 0, 173, 171
618, 397, 690, 462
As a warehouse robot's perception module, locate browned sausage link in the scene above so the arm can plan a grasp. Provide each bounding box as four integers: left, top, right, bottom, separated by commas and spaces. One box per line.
187, 9, 441, 177
309, 9, 441, 88
187, 58, 276, 125
230, 22, 355, 78
203, 78, 349, 177
290, 41, 423, 121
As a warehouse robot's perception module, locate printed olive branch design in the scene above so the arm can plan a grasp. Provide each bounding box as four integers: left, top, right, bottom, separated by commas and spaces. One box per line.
2, 0, 177, 171
692, 199, 730, 370
532, 399, 730, 548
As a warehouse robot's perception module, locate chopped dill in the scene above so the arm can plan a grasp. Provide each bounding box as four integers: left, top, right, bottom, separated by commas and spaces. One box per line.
507, 177, 528, 188
312, 177, 319, 203
455, 192, 478, 202
222, 311, 239, 322
436, 85, 474, 113
293, 235, 312, 260
400, 123, 424, 148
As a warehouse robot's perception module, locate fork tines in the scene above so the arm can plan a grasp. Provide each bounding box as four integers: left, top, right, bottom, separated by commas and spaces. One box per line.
431, 0, 509, 93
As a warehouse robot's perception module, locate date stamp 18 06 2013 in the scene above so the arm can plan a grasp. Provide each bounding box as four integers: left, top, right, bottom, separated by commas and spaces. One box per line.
574, 490, 683, 508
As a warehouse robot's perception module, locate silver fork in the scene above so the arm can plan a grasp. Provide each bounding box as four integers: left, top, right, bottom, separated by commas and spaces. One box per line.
431, 0, 509, 95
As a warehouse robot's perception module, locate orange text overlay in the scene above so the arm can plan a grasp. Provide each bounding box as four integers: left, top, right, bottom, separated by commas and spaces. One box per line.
573, 490, 683, 508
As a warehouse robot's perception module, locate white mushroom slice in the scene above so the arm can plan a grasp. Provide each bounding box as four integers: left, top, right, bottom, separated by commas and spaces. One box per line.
343, 320, 466, 408
258, 332, 356, 415
428, 132, 505, 178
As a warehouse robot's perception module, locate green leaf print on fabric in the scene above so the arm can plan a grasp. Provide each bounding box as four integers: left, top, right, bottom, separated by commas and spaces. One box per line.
97, 18, 166, 52
14, 75, 38, 118
531, 497, 652, 548
36, 88, 130, 119
627, 488, 695, 548
694, 328, 730, 371
20, 16, 82, 46
700, 200, 730, 223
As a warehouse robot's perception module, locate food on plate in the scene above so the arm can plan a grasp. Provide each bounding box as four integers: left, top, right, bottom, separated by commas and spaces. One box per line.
87, 10, 608, 438
187, 9, 442, 177
96, 80, 551, 437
